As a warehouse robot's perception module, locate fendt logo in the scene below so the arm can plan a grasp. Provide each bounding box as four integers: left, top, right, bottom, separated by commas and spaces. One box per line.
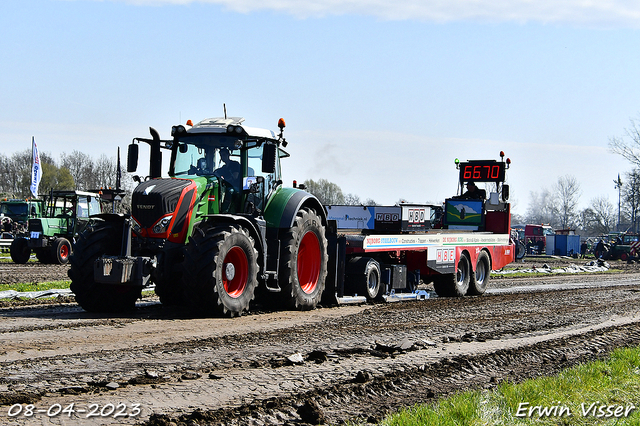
375, 213, 400, 222
407, 208, 427, 223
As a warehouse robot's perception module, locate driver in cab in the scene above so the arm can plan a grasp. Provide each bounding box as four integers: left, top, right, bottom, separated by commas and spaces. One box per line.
460, 181, 486, 200
215, 148, 241, 183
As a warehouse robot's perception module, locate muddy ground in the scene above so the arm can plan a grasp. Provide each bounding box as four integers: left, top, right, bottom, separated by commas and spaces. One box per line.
1, 257, 640, 425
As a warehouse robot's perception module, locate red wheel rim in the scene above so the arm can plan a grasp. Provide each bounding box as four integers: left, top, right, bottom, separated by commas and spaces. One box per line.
297, 231, 321, 294
223, 246, 248, 298
60, 244, 69, 260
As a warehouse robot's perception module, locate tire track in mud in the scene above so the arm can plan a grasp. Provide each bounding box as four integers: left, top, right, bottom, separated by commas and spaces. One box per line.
1, 269, 640, 424
149, 319, 640, 426
0, 263, 70, 285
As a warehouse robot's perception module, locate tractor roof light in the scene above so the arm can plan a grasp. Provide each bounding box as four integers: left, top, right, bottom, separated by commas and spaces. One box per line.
171, 125, 186, 137
186, 119, 193, 126
227, 125, 246, 135
277, 118, 287, 147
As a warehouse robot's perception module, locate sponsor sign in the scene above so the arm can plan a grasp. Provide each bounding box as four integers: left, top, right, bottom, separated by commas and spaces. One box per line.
362, 233, 510, 250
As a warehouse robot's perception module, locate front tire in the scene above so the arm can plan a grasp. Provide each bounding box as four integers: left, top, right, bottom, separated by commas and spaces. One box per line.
69, 221, 141, 312
10, 238, 30, 264
182, 224, 258, 317
279, 208, 328, 310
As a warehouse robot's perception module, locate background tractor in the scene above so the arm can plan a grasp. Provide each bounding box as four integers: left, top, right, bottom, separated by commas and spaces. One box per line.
10, 190, 102, 264
0, 198, 43, 238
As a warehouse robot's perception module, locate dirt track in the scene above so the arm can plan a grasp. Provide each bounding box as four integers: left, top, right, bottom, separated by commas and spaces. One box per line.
2, 258, 640, 425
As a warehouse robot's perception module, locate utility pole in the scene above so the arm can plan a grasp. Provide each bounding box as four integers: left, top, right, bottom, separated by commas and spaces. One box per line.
614, 174, 622, 231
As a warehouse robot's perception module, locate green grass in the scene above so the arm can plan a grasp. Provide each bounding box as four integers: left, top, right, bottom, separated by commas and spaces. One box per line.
381, 346, 640, 426
0, 281, 71, 293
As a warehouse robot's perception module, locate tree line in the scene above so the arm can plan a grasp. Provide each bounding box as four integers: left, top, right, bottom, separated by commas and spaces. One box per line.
519, 175, 618, 237
0, 149, 127, 199
522, 116, 640, 237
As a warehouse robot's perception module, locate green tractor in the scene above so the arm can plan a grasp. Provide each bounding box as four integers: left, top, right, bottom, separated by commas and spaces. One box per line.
10, 190, 102, 264
0, 198, 43, 237
69, 116, 328, 316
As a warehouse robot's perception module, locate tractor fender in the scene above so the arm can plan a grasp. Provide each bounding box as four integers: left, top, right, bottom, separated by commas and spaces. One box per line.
199, 214, 265, 255
264, 187, 327, 230
90, 213, 128, 225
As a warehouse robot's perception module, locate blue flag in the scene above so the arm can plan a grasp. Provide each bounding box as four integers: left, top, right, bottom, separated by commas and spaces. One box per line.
30, 137, 42, 198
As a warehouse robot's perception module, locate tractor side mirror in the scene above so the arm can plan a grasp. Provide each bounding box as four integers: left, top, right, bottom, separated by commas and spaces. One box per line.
262, 143, 277, 173
127, 143, 139, 173
502, 184, 510, 201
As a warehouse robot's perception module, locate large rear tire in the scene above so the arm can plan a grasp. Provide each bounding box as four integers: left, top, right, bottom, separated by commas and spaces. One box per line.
468, 251, 490, 295
69, 221, 141, 312
279, 208, 328, 310
433, 253, 471, 297
182, 224, 258, 317
10, 238, 30, 264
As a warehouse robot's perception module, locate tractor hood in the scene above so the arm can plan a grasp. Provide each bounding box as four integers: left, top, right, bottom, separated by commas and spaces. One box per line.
132, 178, 200, 243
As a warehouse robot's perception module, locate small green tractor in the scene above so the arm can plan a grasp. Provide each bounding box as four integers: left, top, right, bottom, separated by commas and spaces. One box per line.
69, 116, 328, 316
1, 198, 43, 237
10, 190, 102, 264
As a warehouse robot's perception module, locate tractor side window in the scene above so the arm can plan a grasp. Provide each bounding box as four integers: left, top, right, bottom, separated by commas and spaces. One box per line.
246, 145, 280, 188
88, 197, 102, 216
246, 145, 280, 211
77, 197, 89, 218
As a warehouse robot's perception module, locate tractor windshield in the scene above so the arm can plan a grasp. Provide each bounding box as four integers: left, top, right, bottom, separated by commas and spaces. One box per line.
0, 203, 27, 216
171, 134, 241, 181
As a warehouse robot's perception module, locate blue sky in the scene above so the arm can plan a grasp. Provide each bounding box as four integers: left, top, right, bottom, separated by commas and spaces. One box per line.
2, 0, 640, 215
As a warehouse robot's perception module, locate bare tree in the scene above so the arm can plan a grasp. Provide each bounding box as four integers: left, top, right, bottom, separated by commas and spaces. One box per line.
525, 188, 557, 227
92, 154, 119, 189
582, 196, 616, 235
60, 150, 93, 190
302, 179, 345, 205
0, 150, 67, 198
609, 115, 640, 167
344, 193, 361, 205
623, 169, 640, 233
3, 150, 32, 197
553, 175, 581, 230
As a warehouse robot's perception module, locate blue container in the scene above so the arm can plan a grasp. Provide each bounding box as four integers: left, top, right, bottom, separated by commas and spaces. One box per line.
553, 234, 581, 256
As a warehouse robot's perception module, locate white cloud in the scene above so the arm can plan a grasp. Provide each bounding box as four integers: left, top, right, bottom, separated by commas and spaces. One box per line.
112, 0, 640, 27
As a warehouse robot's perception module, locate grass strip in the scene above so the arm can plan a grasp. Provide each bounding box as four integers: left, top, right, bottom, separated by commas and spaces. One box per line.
0, 281, 71, 293
382, 346, 640, 425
